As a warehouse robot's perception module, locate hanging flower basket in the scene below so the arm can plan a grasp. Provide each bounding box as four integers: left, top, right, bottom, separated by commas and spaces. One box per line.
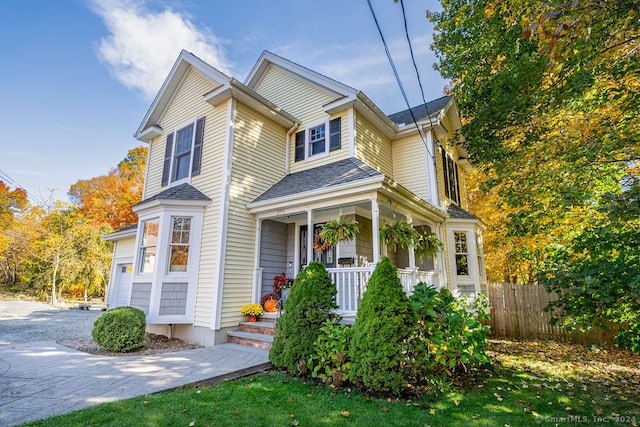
319, 217, 360, 246
414, 231, 444, 261
379, 220, 418, 252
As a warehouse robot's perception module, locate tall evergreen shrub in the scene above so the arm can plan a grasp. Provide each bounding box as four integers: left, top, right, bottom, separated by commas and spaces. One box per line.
269, 261, 338, 374
349, 257, 416, 395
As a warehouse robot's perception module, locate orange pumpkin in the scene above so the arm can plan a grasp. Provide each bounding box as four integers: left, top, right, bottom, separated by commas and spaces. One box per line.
264, 298, 278, 313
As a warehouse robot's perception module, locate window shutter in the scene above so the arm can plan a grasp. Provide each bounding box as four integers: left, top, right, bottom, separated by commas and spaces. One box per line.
161, 133, 174, 186
294, 130, 305, 162
329, 117, 341, 151
191, 116, 205, 176
441, 149, 449, 199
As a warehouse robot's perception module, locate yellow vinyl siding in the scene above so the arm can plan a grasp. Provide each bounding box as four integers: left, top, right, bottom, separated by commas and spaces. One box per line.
219, 102, 288, 328
254, 67, 350, 173
392, 134, 429, 200
354, 113, 393, 176
113, 236, 135, 260
191, 100, 228, 327
144, 68, 218, 198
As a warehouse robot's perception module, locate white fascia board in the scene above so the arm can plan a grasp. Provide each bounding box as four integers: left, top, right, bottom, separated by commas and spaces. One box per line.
132, 197, 210, 214
204, 79, 298, 127
136, 125, 163, 143
381, 178, 449, 221
247, 176, 384, 214
135, 50, 230, 139
102, 227, 137, 241
245, 51, 356, 99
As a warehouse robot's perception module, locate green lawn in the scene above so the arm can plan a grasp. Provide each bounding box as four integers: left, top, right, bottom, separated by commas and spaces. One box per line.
23, 340, 640, 427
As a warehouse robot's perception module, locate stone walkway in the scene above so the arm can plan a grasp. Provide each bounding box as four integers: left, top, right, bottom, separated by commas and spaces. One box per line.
0, 301, 270, 426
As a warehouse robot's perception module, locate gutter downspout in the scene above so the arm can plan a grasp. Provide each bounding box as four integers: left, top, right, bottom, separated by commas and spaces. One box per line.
285, 122, 300, 175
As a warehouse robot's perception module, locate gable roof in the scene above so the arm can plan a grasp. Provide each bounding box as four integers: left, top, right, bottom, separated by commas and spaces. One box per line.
135, 50, 298, 142
251, 157, 383, 204
388, 95, 453, 126
245, 51, 398, 139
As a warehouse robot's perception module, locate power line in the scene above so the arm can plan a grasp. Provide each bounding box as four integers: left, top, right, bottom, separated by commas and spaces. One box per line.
399, 0, 431, 117
365, 0, 432, 155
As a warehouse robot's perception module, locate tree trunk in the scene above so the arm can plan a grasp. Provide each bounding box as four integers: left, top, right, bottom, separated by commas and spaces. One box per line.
50, 254, 59, 307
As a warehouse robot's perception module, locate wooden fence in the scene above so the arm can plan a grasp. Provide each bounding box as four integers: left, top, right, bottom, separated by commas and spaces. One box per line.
486, 282, 617, 346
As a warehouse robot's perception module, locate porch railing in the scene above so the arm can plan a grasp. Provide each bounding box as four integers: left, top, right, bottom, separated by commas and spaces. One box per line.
328, 267, 440, 314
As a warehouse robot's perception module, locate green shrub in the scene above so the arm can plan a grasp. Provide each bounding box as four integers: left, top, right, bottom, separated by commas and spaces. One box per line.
269, 261, 338, 374
92, 306, 146, 352
349, 257, 416, 395
409, 283, 491, 388
307, 319, 353, 387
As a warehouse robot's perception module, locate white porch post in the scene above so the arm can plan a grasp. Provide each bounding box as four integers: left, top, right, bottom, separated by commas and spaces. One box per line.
307, 209, 314, 267
371, 197, 380, 263
252, 218, 263, 303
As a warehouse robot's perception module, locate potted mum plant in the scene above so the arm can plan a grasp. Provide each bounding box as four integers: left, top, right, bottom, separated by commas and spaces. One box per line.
273, 273, 294, 306
240, 303, 263, 322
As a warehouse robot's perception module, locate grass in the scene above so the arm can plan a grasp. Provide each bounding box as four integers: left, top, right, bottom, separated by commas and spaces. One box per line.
22, 340, 640, 427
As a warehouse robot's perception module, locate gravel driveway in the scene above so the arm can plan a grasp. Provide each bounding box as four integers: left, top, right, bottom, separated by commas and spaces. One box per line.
0, 300, 103, 346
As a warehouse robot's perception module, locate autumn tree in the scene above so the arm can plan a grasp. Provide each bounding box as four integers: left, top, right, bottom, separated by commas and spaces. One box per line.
428, 0, 639, 347
0, 181, 28, 285
69, 146, 147, 230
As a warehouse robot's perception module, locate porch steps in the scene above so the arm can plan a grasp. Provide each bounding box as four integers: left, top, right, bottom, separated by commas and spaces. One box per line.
227, 312, 278, 350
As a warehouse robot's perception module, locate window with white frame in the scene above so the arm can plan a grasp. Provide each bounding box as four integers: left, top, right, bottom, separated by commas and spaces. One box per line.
441, 149, 461, 205
139, 219, 159, 273
168, 217, 191, 272
453, 231, 469, 276
295, 117, 341, 162
161, 117, 205, 186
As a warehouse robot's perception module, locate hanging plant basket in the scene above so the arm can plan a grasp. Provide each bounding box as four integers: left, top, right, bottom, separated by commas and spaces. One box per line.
379, 220, 418, 252
414, 231, 443, 261
319, 217, 360, 247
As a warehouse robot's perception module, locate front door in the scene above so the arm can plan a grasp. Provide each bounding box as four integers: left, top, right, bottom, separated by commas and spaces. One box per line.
300, 225, 336, 270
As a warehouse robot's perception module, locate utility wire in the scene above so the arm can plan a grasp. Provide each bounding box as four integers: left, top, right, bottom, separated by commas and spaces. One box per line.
365, 0, 432, 155
399, 0, 431, 119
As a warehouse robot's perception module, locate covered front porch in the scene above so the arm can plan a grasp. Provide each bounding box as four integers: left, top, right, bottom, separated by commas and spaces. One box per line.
248, 178, 449, 315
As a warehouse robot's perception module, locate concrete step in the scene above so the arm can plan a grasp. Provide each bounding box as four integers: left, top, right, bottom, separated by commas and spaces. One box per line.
228, 330, 274, 350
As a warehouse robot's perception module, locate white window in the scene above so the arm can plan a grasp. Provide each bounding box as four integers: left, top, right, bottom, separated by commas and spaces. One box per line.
308, 124, 326, 157
454, 231, 469, 276
161, 117, 205, 186
173, 124, 194, 182
139, 219, 159, 273
294, 117, 341, 162
168, 217, 191, 272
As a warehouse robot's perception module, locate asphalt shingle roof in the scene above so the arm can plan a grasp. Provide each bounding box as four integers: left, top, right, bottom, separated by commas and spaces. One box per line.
134, 183, 211, 207
388, 95, 453, 126
252, 158, 382, 203
447, 203, 479, 220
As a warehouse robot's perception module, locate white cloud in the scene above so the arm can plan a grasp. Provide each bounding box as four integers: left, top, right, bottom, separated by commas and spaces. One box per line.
90, 0, 230, 100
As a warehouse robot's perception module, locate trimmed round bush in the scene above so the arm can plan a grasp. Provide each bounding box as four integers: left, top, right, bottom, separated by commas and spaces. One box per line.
349, 257, 416, 395
92, 306, 146, 352
269, 261, 337, 374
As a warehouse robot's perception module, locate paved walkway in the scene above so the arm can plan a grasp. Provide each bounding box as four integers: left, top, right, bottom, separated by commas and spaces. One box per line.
0, 341, 270, 426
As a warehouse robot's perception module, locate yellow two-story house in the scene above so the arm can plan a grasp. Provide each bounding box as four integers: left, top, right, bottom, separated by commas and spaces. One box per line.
104, 50, 486, 346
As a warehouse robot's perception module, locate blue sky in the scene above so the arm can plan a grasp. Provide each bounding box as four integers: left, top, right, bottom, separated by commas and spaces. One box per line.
0, 0, 446, 203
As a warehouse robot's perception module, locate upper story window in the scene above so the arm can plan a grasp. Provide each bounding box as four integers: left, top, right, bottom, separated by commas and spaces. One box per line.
441, 149, 461, 205
161, 117, 206, 186
295, 117, 341, 162
139, 219, 159, 273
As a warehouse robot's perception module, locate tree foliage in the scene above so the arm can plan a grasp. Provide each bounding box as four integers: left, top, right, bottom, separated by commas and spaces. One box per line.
349, 257, 415, 395
429, 0, 639, 346
269, 261, 338, 374
69, 145, 147, 230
